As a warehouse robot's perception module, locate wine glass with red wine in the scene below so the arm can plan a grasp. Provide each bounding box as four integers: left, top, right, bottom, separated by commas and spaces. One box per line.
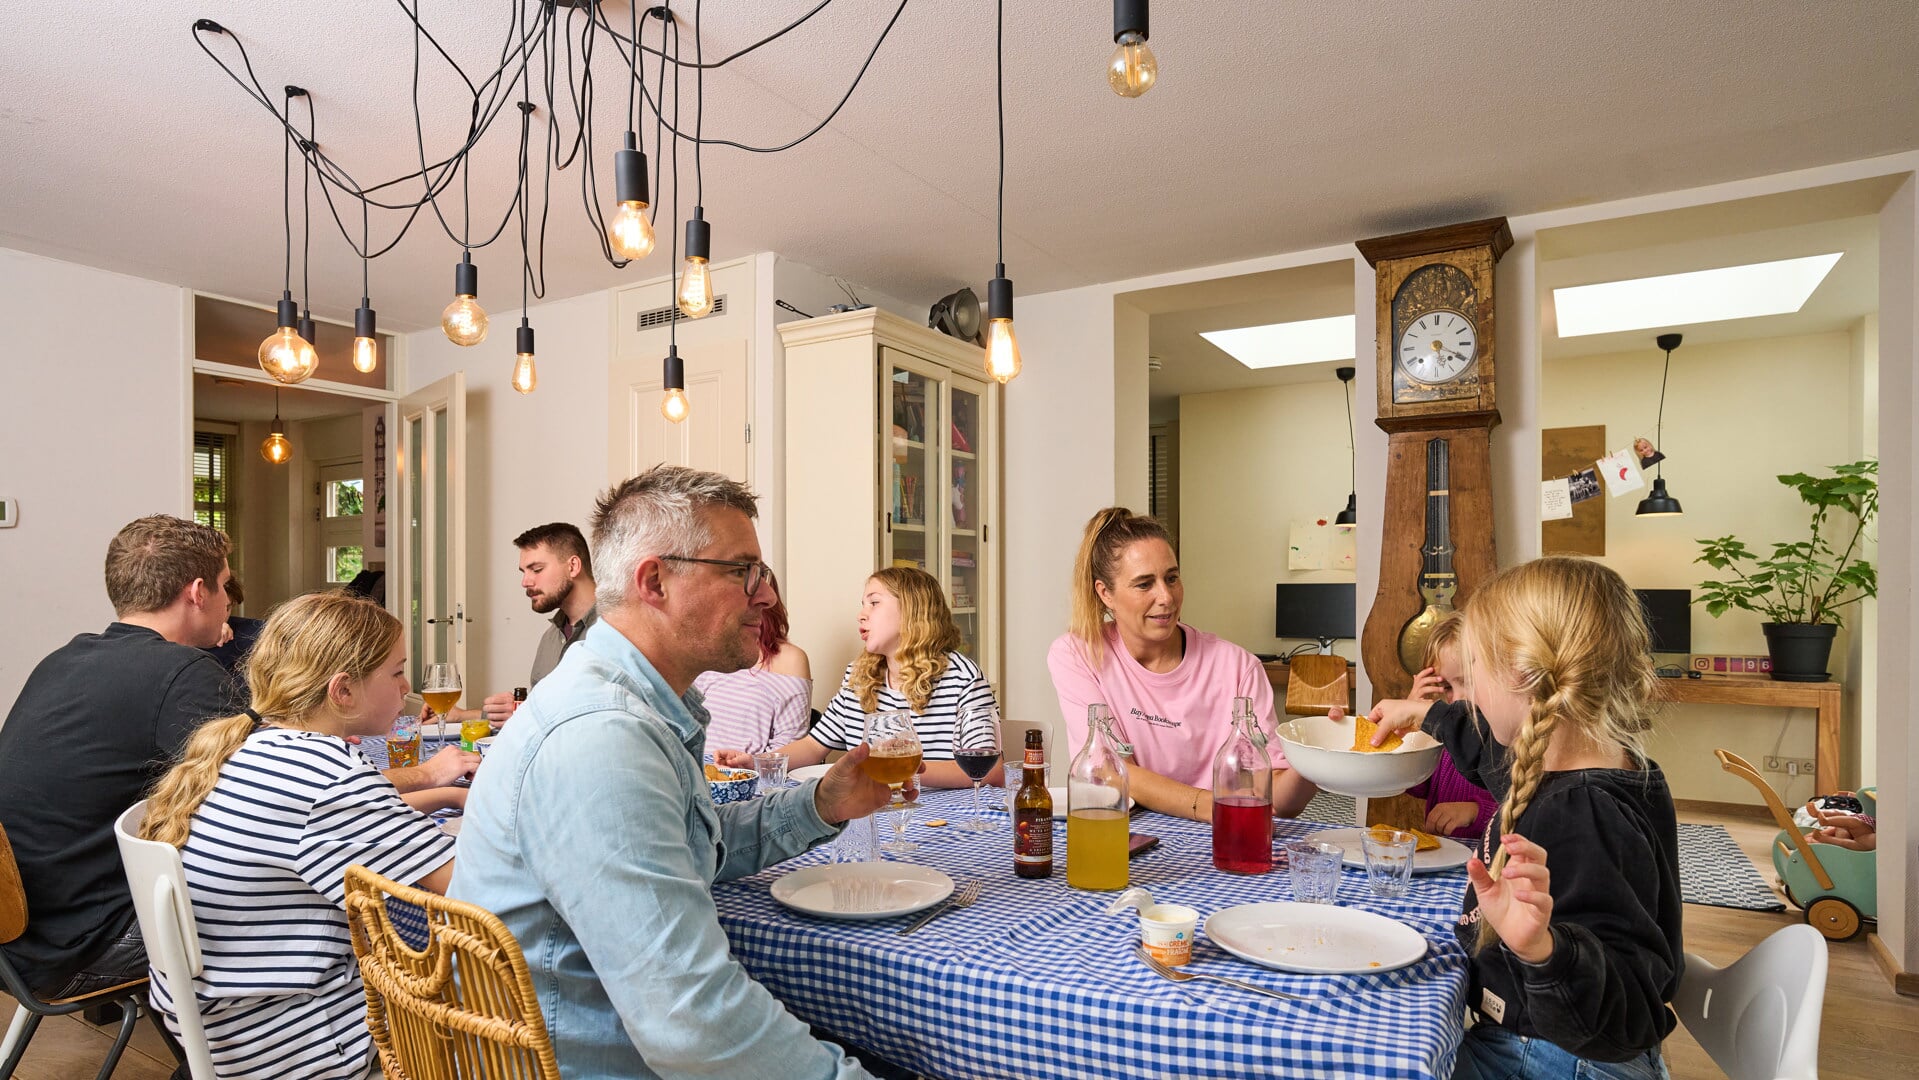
954, 703, 1003, 833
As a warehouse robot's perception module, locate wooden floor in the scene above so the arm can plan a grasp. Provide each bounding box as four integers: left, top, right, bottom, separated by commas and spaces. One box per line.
5, 806, 1916, 1078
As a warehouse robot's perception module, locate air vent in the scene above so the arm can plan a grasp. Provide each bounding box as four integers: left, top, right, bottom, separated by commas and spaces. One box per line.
636, 295, 727, 330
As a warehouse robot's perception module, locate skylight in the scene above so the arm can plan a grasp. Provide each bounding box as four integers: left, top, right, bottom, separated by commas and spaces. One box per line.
1200, 315, 1357, 369
1552, 253, 1842, 338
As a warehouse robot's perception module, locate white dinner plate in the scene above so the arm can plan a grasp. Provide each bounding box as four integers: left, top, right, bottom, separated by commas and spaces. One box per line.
770, 863, 955, 921
1204, 902, 1428, 974
788, 764, 831, 784
439, 817, 462, 836
1047, 786, 1135, 819
1304, 827, 1472, 874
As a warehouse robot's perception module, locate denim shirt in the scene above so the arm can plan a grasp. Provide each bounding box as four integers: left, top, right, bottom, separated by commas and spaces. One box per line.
450, 621, 873, 1080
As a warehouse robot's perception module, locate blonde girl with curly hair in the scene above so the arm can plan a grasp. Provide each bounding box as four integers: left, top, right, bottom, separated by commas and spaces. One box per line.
1363, 557, 1680, 1078
139, 591, 462, 1080
762, 567, 999, 789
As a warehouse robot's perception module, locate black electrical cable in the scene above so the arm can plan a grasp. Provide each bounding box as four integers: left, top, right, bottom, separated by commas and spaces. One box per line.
996, 0, 1003, 267
1654, 344, 1672, 480
280, 88, 292, 294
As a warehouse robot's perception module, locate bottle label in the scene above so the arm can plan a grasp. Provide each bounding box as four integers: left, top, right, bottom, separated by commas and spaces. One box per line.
1024, 746, 1045, 768
1015, 811, 1052, 863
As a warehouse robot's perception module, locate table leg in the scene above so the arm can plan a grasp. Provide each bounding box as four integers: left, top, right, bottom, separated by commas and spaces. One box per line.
1816, 689, 1840, 794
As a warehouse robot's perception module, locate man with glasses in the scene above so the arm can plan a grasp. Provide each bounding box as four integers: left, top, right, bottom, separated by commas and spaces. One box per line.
452, 466, 895, 1079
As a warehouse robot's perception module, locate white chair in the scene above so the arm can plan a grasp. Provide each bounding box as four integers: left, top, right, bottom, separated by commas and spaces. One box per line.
1673, 923, 1827, 1080
112, 801, 216, 1080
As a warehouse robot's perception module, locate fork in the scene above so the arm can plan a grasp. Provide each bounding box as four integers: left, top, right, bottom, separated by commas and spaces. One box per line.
897, 880, 982, 936
1133, 945, 1310, 1002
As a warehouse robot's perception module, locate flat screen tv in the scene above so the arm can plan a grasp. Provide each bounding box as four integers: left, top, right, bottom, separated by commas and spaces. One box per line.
1274, 583, 1356, 647
1634, 589, 1692, 655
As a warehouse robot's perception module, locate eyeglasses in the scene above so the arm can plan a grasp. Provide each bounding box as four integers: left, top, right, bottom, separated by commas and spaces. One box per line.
660, 556, 772, 598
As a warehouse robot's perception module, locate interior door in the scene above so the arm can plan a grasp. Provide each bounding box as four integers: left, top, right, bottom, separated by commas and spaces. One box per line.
394, 372, 467, 689
617, 337, 750, 483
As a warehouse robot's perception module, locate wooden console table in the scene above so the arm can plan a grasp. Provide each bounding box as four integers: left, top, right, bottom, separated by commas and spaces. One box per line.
1660, 675, 1843, 793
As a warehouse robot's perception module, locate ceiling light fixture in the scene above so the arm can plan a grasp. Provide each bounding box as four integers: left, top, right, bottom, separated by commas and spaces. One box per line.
1334, 365, 1357, 530
660, 344, 689, 422
257, 86, 316, 385
677, 24, 716, 320
984, 0, 1021, 385
353, 201, 378, 373
261, 390, 293, 465
443, 253, 488, 346
513, 101, 538, 395
1200, 315, 1357, 370
1553, 253, 1842, 338
1636, 333, 1684, 518
1108, 0, 1157, 98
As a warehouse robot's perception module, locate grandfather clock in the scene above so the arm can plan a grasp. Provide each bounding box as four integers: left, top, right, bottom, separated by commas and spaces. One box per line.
1356, 218, 1510, 703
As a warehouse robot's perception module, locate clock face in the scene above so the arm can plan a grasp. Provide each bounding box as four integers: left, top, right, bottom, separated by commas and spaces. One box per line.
1396, 310, 1477, 385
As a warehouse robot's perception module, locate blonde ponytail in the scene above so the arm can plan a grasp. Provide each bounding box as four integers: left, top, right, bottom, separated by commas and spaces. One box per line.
141, 590, 403, 848
1069, 507, 1175, 667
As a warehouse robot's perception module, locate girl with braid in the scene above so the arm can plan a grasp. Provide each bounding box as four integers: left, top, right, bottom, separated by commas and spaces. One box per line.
1363, 557, 1681, 1079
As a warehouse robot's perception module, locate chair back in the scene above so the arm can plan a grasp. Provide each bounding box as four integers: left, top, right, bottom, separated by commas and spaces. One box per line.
1282, 654, 1351, 717
0, 821, 27, 946
1674, 923, 1827, 1080
112, 801, 217, 1080
343, 865, 560, 1080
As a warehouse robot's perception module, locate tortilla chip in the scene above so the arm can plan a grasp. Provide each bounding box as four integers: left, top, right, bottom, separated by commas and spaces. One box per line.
704, 764, 753, 782
1350, 715, 1404, 753
1369, 823, 1441, 852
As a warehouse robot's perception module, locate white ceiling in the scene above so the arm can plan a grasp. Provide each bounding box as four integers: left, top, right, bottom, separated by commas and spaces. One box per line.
2, 1, 1916, 330
194, 373, 368, 423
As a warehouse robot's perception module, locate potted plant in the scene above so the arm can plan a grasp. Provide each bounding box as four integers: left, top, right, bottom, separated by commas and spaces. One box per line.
1693, 460, 1877, 682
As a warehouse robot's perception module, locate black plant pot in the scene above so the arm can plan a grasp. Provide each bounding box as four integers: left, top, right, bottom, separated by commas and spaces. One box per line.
1762, 622, 1838, 682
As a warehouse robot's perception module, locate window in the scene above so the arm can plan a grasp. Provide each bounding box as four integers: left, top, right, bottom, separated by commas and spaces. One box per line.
193, 432, 232, 533
318, 461, 365, 586
326, 478, 365, 518
327, 545, 365, 584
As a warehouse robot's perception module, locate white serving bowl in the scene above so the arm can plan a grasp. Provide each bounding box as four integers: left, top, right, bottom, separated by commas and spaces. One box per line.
1274, 713, 1442, 798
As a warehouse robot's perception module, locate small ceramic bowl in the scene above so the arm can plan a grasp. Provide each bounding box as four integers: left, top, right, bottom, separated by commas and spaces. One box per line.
707, 769, 758, 805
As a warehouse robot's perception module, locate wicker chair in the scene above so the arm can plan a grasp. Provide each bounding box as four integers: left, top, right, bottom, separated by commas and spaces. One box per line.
343, 866, 560, 1080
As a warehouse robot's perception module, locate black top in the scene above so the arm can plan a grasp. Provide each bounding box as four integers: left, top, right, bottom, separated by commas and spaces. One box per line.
1425, 699, 1682, 1063
202, 615, 267, 695
0, 623, 232, 991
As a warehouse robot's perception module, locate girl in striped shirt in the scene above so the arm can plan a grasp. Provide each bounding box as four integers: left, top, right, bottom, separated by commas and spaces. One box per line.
693, 569, 813, 754
730, 567, 999, 790
140, 591, 457, 1080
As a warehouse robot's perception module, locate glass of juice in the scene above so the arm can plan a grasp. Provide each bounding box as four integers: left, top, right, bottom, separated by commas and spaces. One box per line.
387, 710, 421, 769
859, 710, 922, 808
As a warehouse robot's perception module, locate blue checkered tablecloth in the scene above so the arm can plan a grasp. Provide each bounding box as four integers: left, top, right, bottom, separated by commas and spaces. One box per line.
357, 732, 465, 949
714, 788, 1472, 1080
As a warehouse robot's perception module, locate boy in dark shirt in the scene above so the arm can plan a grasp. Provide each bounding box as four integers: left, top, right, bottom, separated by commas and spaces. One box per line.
0, 515, 233, 998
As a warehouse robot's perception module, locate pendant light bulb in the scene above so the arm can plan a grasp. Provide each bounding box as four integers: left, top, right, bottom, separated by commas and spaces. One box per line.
442, 256, 488, 346
513, 321, 538, 395
1107, 1, 1157, 97
677, 208, 715, 318
261, 393, 293, 465
609, 131, 656, 261
984, 268, 1021, 385
258, 291, 318, 384
352, 300, 379, 373
660, 345, 689, 423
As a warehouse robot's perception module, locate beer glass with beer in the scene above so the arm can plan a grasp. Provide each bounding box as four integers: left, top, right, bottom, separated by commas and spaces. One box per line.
422, 663, 477, 747
859, 710, 922, 809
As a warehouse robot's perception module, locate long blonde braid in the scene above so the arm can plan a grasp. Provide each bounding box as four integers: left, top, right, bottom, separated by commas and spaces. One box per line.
1460, 557, 1657, 951
142, 591, 402, 848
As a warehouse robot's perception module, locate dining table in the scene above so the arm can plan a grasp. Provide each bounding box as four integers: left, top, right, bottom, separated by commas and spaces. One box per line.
713, 786, 1473, 1080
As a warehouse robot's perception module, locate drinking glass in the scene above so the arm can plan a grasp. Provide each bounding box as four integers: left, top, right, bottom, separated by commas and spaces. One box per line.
878, 778, 919, 855
954, 703, 1003, 833
859, 711, 922, 808
753, 751, 790, 794
1362, 829, 1417, 898
1284, 839, 1344, 904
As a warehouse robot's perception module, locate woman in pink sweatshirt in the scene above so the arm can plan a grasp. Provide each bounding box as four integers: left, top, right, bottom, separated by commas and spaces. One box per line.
1047, 508, 1317, 821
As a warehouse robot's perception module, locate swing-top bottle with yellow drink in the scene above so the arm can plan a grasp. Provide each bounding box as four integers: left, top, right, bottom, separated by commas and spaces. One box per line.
1066, 703, 1131, 891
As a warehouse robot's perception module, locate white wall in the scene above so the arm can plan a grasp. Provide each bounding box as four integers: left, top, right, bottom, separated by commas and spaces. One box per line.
0, 248, 189, 715
405, 289, 613, 703
1178, 381, 1357, 658
1845, 314, 1879, 789
1542, 332, 1858, 804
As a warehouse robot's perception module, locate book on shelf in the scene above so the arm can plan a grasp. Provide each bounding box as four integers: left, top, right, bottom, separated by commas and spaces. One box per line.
951, 551, 976, 568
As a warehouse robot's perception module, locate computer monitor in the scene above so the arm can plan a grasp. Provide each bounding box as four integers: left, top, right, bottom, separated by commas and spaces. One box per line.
1274, 583, 1356, 652
1634, 589, 1692, 655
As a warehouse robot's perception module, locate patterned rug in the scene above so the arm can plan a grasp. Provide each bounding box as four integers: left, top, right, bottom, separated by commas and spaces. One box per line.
1677, 822, 1786, 911
1302, 790, 1358, 825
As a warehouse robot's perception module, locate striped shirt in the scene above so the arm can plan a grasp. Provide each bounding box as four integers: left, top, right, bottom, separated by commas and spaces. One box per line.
693, 667, 813, 754
811, 651, 996, 759
160, 729, 455, 1080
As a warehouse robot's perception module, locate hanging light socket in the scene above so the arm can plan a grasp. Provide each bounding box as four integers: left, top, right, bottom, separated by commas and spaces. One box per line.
1109, 0, 1158, 97
352, 299, 379, 373
442, 255, 488, 346
261, 391, 293, 465
512, 319, 538, 395
608, 131, 656, 261
258, 290, 318, 384
660, 344, 689, 423
297, 310, 317, 346
984, 264, 1021, 384
677, 206, 716, 318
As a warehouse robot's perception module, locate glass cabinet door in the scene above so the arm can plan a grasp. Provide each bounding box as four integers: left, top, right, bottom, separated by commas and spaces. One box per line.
884, 359, 941, 578
947, 380, 983, 660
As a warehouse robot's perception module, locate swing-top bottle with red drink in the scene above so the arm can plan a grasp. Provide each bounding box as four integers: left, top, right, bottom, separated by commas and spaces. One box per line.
1212, 696, 1274, 873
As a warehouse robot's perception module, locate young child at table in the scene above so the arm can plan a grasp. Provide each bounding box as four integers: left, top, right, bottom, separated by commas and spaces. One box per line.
1403, 614, 1500, 839
722, 567, 1000, 790
140, 591, 459, 1080
1366, 557, 1680, 1079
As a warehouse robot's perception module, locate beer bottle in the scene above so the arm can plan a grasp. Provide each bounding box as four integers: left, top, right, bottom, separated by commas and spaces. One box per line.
1013, 729, 1053, 878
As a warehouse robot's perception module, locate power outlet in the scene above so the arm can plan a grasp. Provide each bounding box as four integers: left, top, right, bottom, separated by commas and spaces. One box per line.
1764, 756, 1783, 772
